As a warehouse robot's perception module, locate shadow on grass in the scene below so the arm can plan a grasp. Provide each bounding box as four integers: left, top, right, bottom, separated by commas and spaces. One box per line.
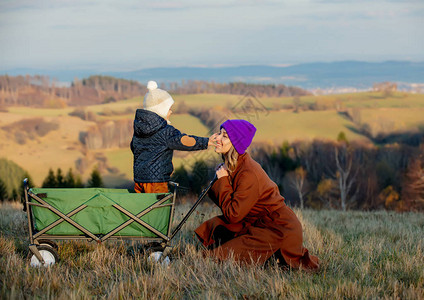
342, 123, 424, 147
372, 129, 424, 146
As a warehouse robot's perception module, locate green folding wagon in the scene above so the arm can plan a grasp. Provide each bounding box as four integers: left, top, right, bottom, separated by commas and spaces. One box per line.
23, 176, 216, 267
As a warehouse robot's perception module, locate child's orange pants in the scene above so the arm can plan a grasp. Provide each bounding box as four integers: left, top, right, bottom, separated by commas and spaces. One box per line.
134, 182, 169, 193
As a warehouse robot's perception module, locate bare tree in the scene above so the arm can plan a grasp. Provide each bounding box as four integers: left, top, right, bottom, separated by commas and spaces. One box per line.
287, 166, 309, 209
334, 145, 358, 211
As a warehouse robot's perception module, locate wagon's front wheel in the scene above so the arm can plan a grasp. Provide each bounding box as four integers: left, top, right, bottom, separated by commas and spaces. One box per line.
29, 245, 59, 267
37, 239, 58, 250
127, 242, 164, 257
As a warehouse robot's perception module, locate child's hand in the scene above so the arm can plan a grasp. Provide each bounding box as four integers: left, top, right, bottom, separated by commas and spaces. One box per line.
208, 133, 218, 146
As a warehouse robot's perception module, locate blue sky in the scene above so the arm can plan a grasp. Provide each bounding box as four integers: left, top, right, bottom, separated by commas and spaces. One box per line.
0, 0, 423, 71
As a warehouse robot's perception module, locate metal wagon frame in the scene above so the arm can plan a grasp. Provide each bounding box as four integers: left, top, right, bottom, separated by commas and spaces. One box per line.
24, 176, 216, 266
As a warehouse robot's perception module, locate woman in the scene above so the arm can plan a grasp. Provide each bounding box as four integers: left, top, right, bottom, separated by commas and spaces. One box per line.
195, 119, 319, 270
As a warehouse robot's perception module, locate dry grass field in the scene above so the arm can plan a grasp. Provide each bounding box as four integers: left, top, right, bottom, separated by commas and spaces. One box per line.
0, 201, 423, 299
0, 112, 94, 186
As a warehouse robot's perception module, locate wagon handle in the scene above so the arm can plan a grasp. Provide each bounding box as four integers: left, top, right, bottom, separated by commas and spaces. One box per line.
168, 181, 179, 199
22, 178, 29, 212
170, 175, 217, 240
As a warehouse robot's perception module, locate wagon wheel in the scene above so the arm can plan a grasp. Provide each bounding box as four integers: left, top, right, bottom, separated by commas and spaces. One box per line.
148, 250, 171, 266
37, 239, 59, 250
29, 245, 59, 267
127, 242, 165, 257
144, 243, 173, 266
142, 242, 166, 254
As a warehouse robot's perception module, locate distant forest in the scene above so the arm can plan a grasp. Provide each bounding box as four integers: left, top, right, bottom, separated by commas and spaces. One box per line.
171, 139, 424, 212
0, 75, 145, 107
163, 81, 311, 97
0, 75, 310, 107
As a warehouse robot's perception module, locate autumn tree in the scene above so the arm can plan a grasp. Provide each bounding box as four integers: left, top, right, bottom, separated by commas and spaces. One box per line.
309, 177, 338, 209
378, 186, 402, 211
401, 152, 424, 211
287, 166, 309, 209
337, 131, 348, 144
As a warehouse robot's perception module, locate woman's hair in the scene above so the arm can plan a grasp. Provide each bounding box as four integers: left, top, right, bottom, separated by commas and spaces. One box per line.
222, 145, 239, 174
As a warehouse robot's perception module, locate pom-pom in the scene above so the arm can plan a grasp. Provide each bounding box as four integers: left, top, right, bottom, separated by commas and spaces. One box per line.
147, 81, 158, 91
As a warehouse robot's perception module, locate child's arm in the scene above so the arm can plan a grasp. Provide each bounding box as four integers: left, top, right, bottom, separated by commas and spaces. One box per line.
165, 127, 214, 151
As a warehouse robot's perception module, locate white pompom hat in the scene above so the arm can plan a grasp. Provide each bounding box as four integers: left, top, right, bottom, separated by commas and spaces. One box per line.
143, 81, 174, 121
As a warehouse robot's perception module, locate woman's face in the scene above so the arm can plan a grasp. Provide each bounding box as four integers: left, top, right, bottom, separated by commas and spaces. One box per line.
215, 128, 233, 154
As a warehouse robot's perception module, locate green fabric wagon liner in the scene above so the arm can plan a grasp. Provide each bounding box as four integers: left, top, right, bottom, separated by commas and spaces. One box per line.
30, 188, 172, 237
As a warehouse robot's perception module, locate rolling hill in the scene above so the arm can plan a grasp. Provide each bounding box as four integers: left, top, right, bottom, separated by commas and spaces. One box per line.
3, 61, 424, 90
1, 91, 424, 187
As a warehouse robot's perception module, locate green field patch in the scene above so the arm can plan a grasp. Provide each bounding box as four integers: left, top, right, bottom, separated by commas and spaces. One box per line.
171, 91, 424, 111
96, 114, 134, 121
173, 93, 241, 109
319, 91, 424, 109
174, 93, 305, 110
247, 110, 368, 144
104, 148, 133, 180
8, 106, 74, 117
170, 113, 211, 136
360, 107, 424, 133
85, 100, 140, 114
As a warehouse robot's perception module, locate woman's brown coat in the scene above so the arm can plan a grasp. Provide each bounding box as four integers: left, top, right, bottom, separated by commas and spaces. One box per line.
195, 153, 319, 270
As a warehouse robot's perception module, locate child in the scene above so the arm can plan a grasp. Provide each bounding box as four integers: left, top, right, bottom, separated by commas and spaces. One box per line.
130, 81, 216, 193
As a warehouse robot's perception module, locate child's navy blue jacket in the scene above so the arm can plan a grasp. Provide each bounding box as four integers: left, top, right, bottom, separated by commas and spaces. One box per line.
131, 109, 208, 183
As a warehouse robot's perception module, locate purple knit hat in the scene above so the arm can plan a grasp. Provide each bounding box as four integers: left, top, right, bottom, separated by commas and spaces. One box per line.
220, 119, 257, 154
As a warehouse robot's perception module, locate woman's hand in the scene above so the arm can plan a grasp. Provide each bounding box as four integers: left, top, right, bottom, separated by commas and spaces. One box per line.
216, 163, 229, 179
208, 133, 218, 147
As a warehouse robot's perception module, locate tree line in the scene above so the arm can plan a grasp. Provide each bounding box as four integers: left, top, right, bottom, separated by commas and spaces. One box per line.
40, 167, 103, 189
165, 81, 311, 97
2, 136, 422, 211
171, 136, 424, 212
0, 75, 310, 108
0, 75, 146, 107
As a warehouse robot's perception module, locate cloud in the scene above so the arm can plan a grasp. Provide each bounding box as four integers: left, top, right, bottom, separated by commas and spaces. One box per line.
0, 0, 258, 16
0, 0, 422, 70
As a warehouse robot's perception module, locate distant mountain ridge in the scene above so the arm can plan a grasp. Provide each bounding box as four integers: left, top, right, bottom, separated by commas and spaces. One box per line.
3, 61, 424, 91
